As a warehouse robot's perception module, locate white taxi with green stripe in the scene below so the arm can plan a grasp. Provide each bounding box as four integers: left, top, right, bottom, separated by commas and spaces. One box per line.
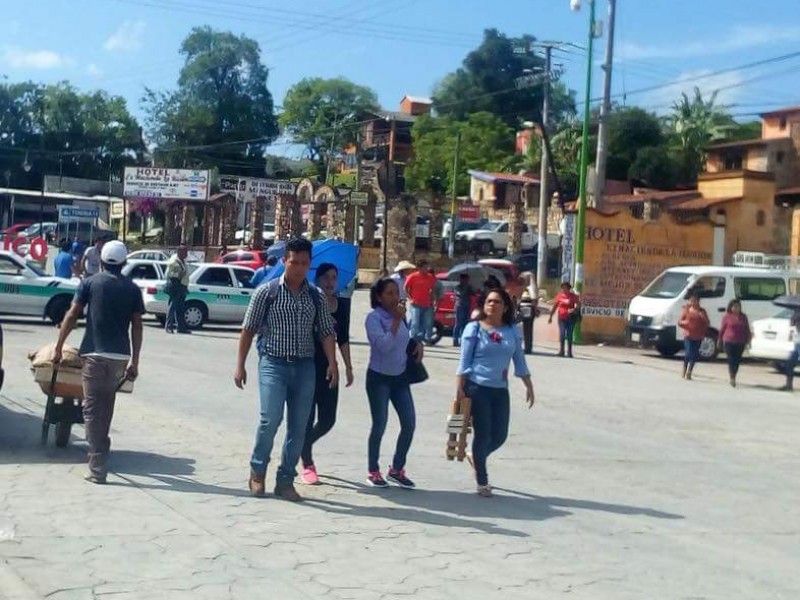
144, 263, 256, 329
0, 251, 78, 324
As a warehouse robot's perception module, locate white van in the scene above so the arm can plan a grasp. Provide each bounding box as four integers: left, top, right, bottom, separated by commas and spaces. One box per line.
627, 266, 800, 360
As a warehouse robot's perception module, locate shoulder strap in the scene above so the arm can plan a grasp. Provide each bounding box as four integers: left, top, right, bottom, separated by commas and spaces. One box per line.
262, 278, 281, 316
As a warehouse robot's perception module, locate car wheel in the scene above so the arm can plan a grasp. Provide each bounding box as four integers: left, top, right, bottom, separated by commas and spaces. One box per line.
55, 421, 71, 448
46, 296, 72, 326
698, 331, 719, 361
478, 240, 493, 255
183, 301, 207, 329
656, 343, 680, 358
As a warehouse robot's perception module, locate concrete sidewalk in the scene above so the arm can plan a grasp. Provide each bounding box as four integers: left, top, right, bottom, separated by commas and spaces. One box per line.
1, 301, 799, 599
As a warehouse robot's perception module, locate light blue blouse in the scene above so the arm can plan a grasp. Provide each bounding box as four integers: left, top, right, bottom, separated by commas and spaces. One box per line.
457, 321, 530, 388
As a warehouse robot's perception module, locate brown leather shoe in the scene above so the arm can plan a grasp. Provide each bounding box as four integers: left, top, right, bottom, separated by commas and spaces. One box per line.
249, 471, 266, 498
274, 482, 302, 502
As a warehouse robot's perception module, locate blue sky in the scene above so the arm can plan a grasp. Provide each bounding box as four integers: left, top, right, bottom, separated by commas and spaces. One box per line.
2, 0, 800, 158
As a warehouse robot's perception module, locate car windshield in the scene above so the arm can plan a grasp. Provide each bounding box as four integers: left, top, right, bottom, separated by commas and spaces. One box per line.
640, 271, 693, 299
25, 259, 46, 277
479, 221, 502, 231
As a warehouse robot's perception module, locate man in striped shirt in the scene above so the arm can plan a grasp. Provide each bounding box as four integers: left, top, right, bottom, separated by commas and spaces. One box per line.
235, 238, 338, 502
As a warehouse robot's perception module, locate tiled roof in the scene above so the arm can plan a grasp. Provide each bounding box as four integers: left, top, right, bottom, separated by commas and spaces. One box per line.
468, 170, 540, 185
401, 95, 433, 105
669, 196, 741, 211
777, 186, 800, 197
760, 105, 800, 118
706, 138, 768, 150
605, 190, 700, 205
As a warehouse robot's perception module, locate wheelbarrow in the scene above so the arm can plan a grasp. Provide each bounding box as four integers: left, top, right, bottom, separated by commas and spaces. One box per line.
33, 365, 132, 448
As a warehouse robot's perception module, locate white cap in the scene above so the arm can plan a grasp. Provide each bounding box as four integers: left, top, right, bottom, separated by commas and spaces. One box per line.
101, 240, 128, 265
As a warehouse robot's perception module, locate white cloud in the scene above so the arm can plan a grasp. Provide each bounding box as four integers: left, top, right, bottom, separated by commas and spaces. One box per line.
1, 46, 74, 69
619, 24, 800, 61
87, 63, 104, 77
641, 70, 748, 114
104, 20, 146, 53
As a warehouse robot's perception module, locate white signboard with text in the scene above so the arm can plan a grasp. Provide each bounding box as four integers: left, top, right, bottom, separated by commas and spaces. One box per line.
219, 176, 296, 211
560, 214, 576, 284
123, 167, 210, 201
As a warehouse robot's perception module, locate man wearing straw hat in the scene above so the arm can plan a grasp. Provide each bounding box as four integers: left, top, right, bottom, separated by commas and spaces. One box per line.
391, 260, 416, 302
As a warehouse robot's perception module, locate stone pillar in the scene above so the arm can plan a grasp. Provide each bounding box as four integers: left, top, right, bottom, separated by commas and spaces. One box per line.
250, 198, 265, 249
308, 204, 322, 239
221, 203, 236, 246
181, 203, 195, 246
507, 189, 524, 256
344, 204, 356, 243
385, 195, 416, 271
362, 196, 377, 246
163, 202, 175, 246
328, 201, 348, 240
210, 206, 221, 246
289, 199, 303, 239
274, 194, 287, 240
428, 194, 444, 257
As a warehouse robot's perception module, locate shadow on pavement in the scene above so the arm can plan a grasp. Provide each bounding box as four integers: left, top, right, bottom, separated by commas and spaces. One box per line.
0, 398, 85, 465
110, 450, 249, 497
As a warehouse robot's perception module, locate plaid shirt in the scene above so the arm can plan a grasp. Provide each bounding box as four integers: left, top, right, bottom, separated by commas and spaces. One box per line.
242, 276, 335, 359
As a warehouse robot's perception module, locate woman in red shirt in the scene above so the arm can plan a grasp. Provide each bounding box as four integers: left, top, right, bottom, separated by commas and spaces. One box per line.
718, 299, 751, 388
548, 282, 581, 358
678, 291, 710, 381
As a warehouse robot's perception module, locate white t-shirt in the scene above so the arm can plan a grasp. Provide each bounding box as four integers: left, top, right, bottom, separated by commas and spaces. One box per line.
84, 246, 101, 275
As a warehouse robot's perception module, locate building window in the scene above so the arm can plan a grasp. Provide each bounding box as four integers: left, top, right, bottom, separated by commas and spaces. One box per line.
780, 117, 787, 130
777, 151, 785, 164
756, 210, 766, 226
724, 154, 743, 171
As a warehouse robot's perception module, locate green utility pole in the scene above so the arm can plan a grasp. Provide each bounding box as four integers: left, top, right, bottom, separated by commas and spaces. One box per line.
573, 0, 597, 343
448, 131, 462, 259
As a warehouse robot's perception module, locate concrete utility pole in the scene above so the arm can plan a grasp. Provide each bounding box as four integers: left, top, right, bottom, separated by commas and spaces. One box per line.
448, 131, 462, 259
536, 45, 552, 289
593, 0, 617, 209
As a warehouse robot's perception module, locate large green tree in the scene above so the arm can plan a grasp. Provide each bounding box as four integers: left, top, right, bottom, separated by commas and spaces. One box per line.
0, 81, 142, 188
406, 112, 515, 196
280, 77, 379, 176
605, 107, 665, 182
143, 26, 278, 175
433, 29, 576, 128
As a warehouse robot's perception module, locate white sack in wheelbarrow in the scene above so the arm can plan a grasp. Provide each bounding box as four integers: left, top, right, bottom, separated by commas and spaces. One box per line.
28, 344, 134, 396
27, 343, 82, 369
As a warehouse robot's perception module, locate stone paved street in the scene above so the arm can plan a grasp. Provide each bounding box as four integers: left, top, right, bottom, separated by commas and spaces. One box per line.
1, 291, 800, 599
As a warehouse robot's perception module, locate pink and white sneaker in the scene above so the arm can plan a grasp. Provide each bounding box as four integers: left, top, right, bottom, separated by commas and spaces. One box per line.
301, 465, 320, 485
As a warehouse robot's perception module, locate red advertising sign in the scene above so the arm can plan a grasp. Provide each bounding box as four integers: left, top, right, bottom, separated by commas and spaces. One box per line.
458, 205, 481, 222
3, 236, 48, 261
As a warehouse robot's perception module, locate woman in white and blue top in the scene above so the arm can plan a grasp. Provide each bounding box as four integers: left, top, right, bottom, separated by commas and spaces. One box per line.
456, 288, 535, 497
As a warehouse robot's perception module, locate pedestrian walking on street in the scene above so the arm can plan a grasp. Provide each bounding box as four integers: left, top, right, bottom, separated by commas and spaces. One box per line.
300, 263, 354, 485
364, 277, 421, 489
719, 299, 751, 387
779, 309, 800, 391
678, 291, 710, 381
54, 239, 75, 279
165, 244, 191, 334
456, 289, 534, 497
405, 260, 437, 344
81, 238, 105, 278
453, 273, 474, 347
548, 281, 581, 358
251, 255, 279, 287
391, 260, 415, 302
235, 237, 338, 502
52, 240, 144, 484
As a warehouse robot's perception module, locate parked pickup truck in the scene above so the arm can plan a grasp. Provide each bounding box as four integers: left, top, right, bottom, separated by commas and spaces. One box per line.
455, 220, 536, 255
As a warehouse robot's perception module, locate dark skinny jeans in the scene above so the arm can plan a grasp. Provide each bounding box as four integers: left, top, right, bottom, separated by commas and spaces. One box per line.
365, 369, 416, 473
464, 380, 510, 487
684, 338, 701, 370
301, 364, 339, 468
724, 341, 745, 379
558, 317, 575, 355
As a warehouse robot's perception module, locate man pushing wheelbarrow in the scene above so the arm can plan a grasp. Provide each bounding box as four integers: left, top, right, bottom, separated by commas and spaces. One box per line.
52, 240, 144, 484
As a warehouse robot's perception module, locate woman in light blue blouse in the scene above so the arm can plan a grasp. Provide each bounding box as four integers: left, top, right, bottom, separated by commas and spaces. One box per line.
456, 288, 535, 497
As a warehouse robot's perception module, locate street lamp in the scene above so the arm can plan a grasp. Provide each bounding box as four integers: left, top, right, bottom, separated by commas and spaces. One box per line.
571, 0, 597, 343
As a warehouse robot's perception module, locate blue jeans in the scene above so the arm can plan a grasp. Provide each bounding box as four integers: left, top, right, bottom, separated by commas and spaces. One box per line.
366, 369, 416, 473
464, 380, 510, 487
250, 356, 316, 485
558, 317, 575, 355
785, 343, 800, 380
453, 302, 471, 346
684, 338, 701, 370
408, 305, 434, 343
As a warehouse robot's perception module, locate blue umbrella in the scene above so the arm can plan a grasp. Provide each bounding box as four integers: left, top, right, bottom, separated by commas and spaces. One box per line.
267, 239, 359, 294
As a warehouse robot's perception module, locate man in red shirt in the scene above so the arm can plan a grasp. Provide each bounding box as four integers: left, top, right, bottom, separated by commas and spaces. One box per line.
548, 281, 581, 358
404, 260, 437, 343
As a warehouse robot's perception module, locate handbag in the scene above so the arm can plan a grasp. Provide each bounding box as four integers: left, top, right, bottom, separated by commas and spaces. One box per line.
405, 339, 429, 384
